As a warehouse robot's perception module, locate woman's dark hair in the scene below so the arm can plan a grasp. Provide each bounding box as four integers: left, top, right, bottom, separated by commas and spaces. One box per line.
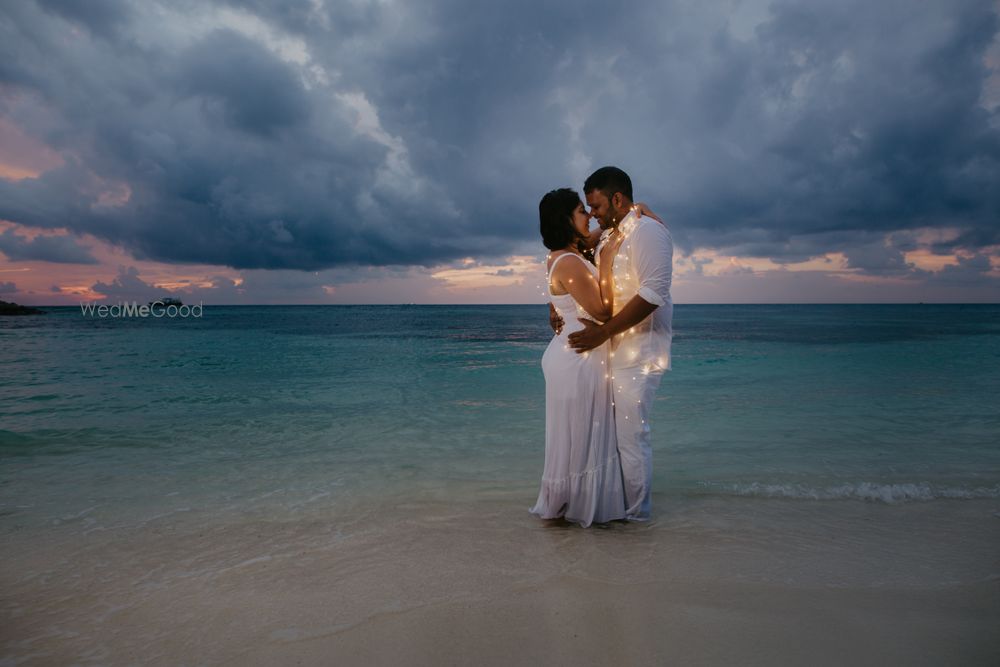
539, 188, 584, 252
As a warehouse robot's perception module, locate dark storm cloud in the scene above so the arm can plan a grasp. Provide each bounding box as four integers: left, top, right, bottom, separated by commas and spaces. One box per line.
0, 0, 997, 280
177, 29, 310, 137
35, 0, 131, 40
0, 0, 476, 270
927, 253, 996, 285
842, 239, 926, 277
0, 227, 98, 263
91, 265, 162, 301
607, 0, 1000, 268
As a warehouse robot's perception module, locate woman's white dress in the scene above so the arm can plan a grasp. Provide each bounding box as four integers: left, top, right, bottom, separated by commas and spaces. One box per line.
530, 253, 627, 527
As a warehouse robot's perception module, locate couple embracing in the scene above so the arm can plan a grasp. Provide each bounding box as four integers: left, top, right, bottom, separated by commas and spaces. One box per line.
530, 166, 673, 527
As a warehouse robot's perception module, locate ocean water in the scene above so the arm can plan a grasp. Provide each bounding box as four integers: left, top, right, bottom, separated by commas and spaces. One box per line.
3, 304, 999, 663
2, 304, 998, 525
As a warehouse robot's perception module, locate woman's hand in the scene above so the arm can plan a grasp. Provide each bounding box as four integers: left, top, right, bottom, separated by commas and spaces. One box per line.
633, 202, 664, 224
549, 302, 564, 335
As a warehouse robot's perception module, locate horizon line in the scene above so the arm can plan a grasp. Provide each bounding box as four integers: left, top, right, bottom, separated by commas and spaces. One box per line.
17, 301, 1000, 308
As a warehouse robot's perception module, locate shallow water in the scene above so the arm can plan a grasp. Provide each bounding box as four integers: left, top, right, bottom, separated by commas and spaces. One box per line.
3, 304, 998, 526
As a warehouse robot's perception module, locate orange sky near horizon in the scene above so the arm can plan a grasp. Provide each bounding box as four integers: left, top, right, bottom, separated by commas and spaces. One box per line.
3, 212, 998, 305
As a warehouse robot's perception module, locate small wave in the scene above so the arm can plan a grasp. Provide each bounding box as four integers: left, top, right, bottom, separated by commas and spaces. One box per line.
707, 481, 1000, 503
25, 393, 60, 401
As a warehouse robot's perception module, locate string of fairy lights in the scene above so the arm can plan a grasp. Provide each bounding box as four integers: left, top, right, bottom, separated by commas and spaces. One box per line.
535, 204, 657, 426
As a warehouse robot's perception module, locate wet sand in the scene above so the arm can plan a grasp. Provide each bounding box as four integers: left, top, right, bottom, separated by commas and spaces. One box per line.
3, 495, 999, 666
243, 578, 998, 667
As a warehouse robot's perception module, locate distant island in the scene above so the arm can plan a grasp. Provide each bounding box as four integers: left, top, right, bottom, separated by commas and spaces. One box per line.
0, 300, 45, 315
149, 297, 183, 307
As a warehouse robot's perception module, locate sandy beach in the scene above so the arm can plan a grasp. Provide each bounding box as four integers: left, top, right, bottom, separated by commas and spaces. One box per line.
4, 493, 998, 666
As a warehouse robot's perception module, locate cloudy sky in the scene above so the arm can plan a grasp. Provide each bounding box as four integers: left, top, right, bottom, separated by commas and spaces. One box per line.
1, 0, 998, 304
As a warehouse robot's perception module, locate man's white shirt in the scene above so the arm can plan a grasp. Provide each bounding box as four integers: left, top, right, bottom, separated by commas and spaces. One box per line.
595, 209, 673, 372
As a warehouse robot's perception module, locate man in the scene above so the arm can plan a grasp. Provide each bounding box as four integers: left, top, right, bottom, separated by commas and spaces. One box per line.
557, 166, 673, 520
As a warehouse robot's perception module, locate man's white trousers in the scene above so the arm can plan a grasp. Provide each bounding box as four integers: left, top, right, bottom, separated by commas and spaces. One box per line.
611, 363, 664, 519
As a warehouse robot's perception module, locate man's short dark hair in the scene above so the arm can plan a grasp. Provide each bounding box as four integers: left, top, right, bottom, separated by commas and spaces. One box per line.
584, 166, 633, 201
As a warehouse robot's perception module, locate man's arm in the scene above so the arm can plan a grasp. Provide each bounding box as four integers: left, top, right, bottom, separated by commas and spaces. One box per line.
567, 294, 657, 352
632, 221, 673, 305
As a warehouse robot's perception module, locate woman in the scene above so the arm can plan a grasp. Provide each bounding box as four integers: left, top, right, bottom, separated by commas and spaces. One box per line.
529, 188, 626, 527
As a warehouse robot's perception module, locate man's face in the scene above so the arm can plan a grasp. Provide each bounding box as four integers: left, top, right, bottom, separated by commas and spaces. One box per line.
586, 189, 616, 230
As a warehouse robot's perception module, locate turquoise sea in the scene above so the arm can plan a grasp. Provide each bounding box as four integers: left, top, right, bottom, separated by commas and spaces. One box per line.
3, 304, 999, 518
2, 304, 999, 664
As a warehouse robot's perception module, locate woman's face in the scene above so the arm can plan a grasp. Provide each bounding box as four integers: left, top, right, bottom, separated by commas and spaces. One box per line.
570, 201, 590, 239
